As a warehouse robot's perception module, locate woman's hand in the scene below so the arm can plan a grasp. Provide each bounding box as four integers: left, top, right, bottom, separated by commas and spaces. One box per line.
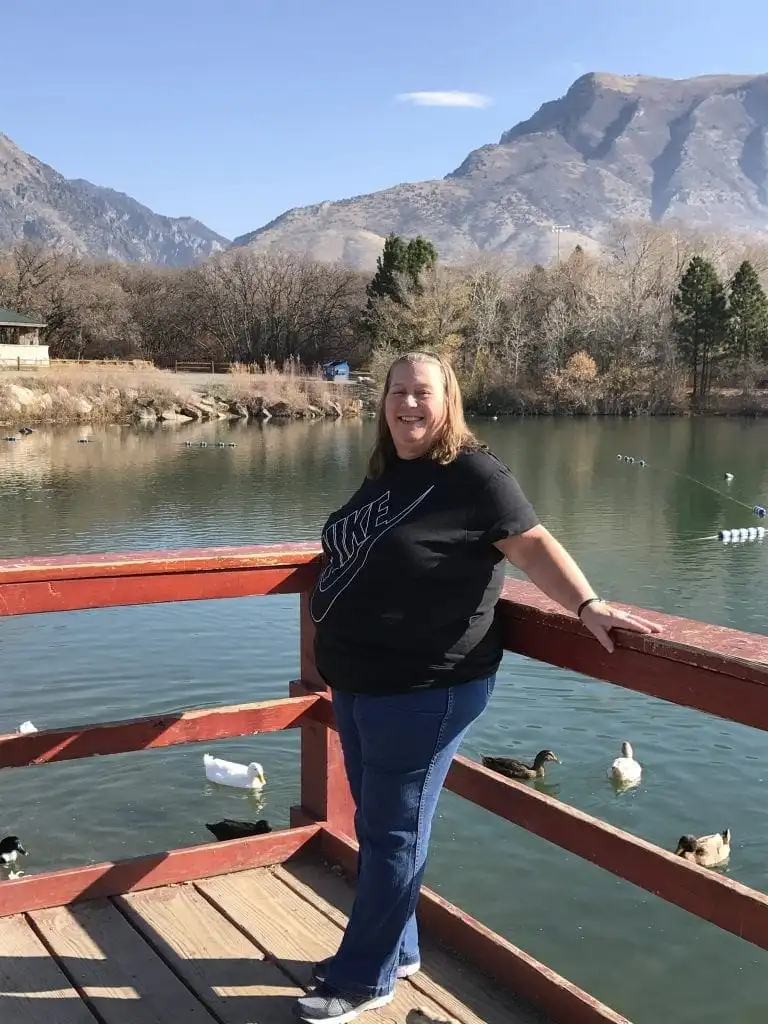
580, 600, 661, 653
495, 526, 662, 654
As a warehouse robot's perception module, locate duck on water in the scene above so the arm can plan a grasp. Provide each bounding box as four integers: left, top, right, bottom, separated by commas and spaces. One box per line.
482, 750, 560, 780
0, 835, 28, 880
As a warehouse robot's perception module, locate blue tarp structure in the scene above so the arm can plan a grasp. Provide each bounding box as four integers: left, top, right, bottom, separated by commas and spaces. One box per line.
323, 359, 350, 381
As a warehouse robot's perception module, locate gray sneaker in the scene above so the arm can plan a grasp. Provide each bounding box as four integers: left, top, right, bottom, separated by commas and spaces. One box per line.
294, 984, 395, 1023
311, 957, 420, 987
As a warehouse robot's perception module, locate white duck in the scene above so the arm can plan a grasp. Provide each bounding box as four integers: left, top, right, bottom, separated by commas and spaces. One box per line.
610, 741, 642, 785
203, 753, 266, 790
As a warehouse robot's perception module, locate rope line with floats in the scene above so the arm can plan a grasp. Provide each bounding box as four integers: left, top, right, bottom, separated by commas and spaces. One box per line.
615, 454, 766, 543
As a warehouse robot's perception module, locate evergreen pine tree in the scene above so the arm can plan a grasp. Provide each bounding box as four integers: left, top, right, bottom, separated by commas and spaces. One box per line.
728, 260, 768, 362
404, 236, 437, 292
366, 234, 409, 303
673, 256, 729, 403
366, 234, 438, 304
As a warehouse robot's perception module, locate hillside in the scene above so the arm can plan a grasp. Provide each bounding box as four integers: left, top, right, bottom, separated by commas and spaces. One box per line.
232, 71, 768, 268
0, 132, 229, 266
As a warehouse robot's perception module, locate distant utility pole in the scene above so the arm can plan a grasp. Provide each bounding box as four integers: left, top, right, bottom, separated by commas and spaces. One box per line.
551, 224, 570, 262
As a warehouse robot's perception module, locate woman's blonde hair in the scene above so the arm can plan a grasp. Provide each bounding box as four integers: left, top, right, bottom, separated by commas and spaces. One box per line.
367, 351, 479, 478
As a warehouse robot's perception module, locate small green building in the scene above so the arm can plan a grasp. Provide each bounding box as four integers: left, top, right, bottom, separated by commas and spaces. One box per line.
0, 307, 49, 367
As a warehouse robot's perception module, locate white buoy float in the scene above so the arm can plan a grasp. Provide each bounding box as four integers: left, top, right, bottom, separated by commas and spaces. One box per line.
718, 527, 765, 543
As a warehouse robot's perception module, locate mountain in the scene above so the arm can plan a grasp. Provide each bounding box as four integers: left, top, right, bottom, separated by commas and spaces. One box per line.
0, 132, 229, 266
232, 71, 768, 269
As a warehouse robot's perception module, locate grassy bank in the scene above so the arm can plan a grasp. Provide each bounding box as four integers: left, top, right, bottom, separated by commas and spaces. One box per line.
0, 365, 367, 427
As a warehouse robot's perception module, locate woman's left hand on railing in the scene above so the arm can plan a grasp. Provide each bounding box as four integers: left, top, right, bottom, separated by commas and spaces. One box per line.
495, 524, 662, 655
580, 601, 661, 654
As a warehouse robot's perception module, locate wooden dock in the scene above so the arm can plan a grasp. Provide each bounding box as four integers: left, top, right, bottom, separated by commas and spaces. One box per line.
2, 855, 540, 1024
2, 542, 768, 1024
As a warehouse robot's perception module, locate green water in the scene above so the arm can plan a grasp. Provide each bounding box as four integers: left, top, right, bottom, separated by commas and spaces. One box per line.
0, 416, 767, 1023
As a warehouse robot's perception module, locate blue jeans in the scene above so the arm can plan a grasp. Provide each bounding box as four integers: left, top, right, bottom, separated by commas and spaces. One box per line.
323, 673, 495, 999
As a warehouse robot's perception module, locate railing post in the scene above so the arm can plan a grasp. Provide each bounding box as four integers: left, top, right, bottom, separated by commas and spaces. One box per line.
290, 591, 355, 837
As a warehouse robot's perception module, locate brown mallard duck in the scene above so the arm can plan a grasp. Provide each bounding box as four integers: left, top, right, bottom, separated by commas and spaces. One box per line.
482, 750, 560, 780
674, 829, 731, 868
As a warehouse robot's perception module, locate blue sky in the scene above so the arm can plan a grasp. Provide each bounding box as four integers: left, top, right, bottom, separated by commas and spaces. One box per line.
4, 0, 768, 240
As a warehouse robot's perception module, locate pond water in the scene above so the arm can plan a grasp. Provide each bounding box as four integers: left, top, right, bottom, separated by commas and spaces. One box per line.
0, 415, 766, 1023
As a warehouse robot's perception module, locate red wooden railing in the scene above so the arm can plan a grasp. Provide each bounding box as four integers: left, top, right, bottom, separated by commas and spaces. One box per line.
1, 543, 767, 1024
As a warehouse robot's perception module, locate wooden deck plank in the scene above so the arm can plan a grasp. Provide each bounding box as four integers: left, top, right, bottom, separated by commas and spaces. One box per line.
320, 829, 628, 1024
276, 861, 546, 1024
196, 867, 335, 988
29, 899, 215, 1024
197, 867, 528, 1024
197, 869, 448, 1023
0, 915, 95, 1024
117, 882, 303, 1024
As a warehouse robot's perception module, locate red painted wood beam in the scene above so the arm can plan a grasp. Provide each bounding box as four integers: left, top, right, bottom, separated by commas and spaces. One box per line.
320, 828, 629, 1024
446, 755, 768, 951
0, 544, 322, 585
499, 578, 767, 682
0, 544, 323, 615
498, 580, 768, 732
0, 824, 321, 918
0, 695, 319, 769
289, 674, 356, 837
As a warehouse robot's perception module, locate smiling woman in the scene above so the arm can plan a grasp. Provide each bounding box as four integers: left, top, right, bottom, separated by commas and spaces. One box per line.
372, 352, 474, 471
297, 350, 659, 1024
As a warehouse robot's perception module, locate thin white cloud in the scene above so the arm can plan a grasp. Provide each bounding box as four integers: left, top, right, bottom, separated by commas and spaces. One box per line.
396, 91, 492, 109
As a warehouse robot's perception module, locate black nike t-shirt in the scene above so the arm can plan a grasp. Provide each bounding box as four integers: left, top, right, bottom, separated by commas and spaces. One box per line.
309, 446, 539, 695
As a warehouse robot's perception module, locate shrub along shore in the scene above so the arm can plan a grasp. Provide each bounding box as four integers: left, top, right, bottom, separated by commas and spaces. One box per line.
1, 362, 766, 428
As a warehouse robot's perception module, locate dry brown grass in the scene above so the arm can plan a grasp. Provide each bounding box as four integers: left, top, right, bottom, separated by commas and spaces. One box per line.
208, 371, 363, 418
0, 364, 365, 425
0, 367, 186, 425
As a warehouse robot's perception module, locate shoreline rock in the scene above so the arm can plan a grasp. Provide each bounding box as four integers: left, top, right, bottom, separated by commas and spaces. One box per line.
0, 379, 368, 427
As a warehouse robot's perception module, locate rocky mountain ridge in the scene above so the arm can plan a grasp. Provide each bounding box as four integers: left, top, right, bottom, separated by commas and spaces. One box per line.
5, 71, 768, 272
233, 71, 768, 268
0, 132, 229, 266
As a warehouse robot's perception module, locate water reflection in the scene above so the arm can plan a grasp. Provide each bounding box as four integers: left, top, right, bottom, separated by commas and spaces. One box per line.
1, 415, 767, 1024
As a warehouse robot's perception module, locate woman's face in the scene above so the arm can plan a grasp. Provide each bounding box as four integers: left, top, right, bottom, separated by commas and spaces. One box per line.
384, 359, 446, 459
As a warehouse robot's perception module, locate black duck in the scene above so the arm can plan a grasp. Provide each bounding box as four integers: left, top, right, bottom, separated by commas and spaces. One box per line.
205, 819, 272, 842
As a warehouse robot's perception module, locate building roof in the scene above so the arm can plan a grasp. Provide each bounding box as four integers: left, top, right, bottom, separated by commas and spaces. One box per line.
0, 307, 47, 328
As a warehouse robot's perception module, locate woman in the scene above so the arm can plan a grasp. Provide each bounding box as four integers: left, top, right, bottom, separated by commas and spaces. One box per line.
295, 352, 659, 1024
